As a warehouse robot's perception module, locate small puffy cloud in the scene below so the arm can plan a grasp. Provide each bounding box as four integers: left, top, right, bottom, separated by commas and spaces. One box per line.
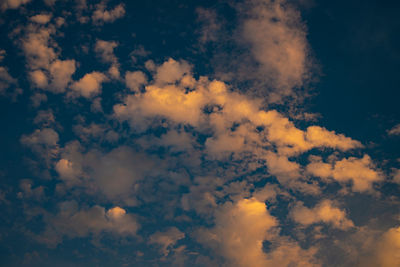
92, 2, 125, 24
29, 13, 52, 24
388, 124, 400, 136
149, 227, 185, 256
154, 58, 192, 85
291, 200, 354, 230
30, 92, 47, 107
93, 39, 120, 79
70, 71, 107, 98
306, 155, 382, 192
29, 70, 48, 88
94, 39, 118, 64
48, 59, 76, 92
106, 206, 126, 220
0, 66, 17, 94
33, 109, 55, 126
125, 71, 147, 92
55, 158, 81, 184
1, 0, 31, 11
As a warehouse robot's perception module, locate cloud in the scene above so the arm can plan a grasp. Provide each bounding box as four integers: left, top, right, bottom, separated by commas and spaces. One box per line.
388, 123, 400, 136
94, 39, 118, 64
18, 179, 44, 200
206, 0, 313, 103
70, 71, 107, 98
196, 7, 221, 44
22, 25, 57, 70
125, 70, 147, 92
392, 168, 400, 184
36, 202, 139, 247
33, 109, 55, 127
0, 49, 5, 62
21, 23, 76, 93
196, 198, 320, 267
48, 59, 76, 92
291, 200, 354, 230
149, 227, 185, 256
56, 143, 156, 205
154, 58, 192, 85
20, 128, 59, 165
0, 66, 17, 94
241, 0, 310, 95
369, 226, 400, 267
0, 0, 31, 11
20, 128, 59, 148
306, 155, 382, 193
29, 13, 52, 24
92, 2, 125, 24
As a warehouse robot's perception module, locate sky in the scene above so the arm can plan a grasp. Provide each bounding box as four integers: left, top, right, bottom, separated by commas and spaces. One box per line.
0, 0, 399, 266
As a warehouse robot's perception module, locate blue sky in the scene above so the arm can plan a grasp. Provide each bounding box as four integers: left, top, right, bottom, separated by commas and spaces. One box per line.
0, 0, 399, 266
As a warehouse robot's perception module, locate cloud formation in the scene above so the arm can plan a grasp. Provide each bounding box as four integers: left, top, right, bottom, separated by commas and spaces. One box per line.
0, 1, 398, 266
291, 200, 354, 230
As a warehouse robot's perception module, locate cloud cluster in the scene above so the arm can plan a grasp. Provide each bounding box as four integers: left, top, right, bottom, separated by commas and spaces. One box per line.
2, 1, 398, 266
196, 198, 320, 267
92, 1, 125, 25
306, 155, 381, 192
21, 21, 76, 94
291, 200, 354, 230
0, 0, 31, 11
36, 202, 139, 247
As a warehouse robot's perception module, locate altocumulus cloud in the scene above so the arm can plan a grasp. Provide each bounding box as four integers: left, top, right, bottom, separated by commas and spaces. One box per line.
0, 0, 399, 266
